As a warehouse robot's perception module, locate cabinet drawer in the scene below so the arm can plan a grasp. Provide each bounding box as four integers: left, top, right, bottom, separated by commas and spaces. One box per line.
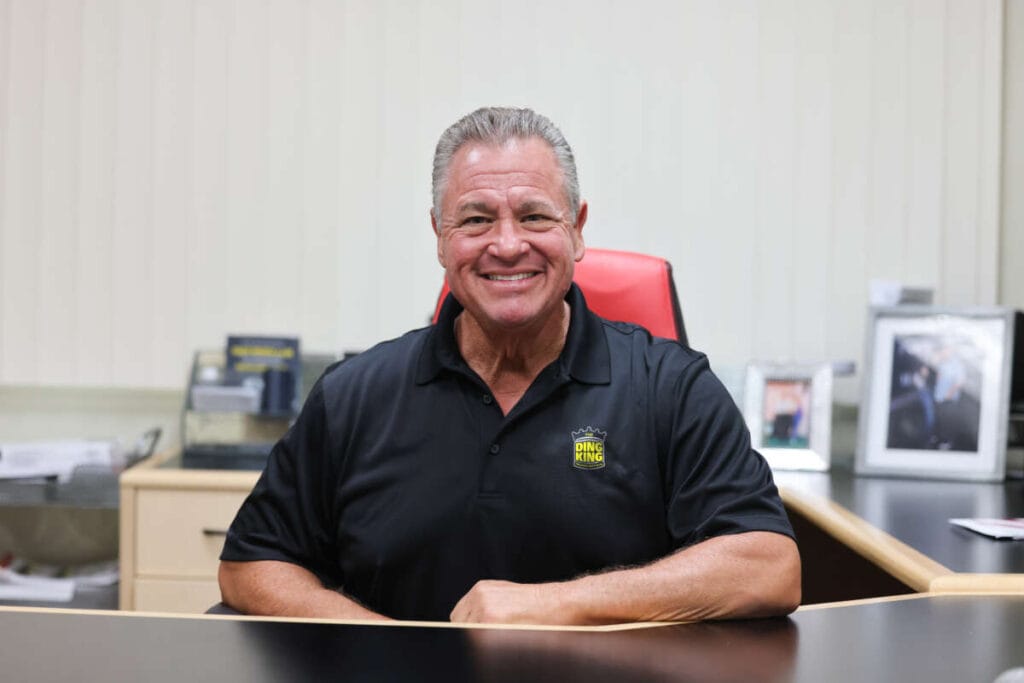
135, 489, 249, 577
134, 578, 222, 614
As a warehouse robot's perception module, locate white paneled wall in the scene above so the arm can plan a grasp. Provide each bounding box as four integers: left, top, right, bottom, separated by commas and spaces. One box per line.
0, 0, 1005, 400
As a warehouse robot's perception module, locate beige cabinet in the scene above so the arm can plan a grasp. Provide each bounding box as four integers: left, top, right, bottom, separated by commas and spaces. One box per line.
119, 452, 259, 613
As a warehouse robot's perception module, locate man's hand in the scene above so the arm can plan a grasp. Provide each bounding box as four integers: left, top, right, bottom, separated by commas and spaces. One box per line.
450, 579, 569, 624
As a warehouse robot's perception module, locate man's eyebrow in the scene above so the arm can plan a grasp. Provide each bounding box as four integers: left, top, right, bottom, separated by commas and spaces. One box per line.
455, 201, 495, 215
517, 200, 560, 215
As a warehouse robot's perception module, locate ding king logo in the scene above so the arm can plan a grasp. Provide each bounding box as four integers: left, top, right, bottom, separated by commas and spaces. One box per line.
572, 427, 607, 470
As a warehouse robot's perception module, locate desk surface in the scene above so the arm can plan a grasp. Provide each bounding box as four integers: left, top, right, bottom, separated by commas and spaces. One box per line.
2, 595, 1022, 682
777, 468, 1024, 576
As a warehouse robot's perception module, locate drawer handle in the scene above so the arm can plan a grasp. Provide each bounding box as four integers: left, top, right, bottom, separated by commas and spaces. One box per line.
202, 528, 228, 537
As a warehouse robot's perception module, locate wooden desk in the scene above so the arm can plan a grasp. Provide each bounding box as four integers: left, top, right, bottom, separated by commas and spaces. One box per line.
119, 452, 1023, 612
2, 594, 1023, 682
776, 469, 1024, 597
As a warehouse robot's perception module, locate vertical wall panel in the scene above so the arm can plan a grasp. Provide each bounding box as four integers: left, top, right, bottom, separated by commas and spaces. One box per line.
660, 0, 721, 352
753, 0, 798, 361
260, 0, 306, 337
791, 0, 833, 363
0, 0, 12, 378
904, 0, 945, 291
943, 0, 984, 306
150, 0, 193, 387
974, 0, 1003, 305
0, 0, 1006, 391
75, 0, 118, 385
375, 0, 425, 341
110, 0, 156, 386
827, 0, 873, 402
36, 0, 83, 385
300, 0, 344, 350
710, 0, 759, 363
187, 0, 231, 355
223, 0, 270, 337
1002, 0, 1024, 309
335, 0, 382, 351
866, 0, 908, 283
1, 0, 45, 383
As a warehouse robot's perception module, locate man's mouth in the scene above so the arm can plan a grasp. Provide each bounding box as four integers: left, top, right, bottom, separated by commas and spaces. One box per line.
484, 273, 537, 282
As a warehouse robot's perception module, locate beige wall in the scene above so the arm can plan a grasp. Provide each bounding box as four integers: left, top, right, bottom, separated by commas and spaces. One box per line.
0, 0, 1008, 406
1002, 0, 1024, 308
0, 384, 181, 448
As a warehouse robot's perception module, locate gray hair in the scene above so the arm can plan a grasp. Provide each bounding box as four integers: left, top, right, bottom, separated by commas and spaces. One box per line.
431, 107, 580, 221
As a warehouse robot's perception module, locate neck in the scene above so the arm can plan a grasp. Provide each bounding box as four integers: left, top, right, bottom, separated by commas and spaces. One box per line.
455, 302, 571, 412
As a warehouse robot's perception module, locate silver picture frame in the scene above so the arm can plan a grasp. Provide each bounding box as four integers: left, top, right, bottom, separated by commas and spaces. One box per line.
744, 362, 833, 472
855, 306, 1015, 482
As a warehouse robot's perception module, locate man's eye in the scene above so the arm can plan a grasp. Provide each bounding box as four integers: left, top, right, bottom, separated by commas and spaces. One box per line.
523, 214, 548, 222
461, 216, 490, 226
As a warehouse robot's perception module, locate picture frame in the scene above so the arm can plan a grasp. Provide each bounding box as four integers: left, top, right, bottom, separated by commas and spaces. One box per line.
743, 362, 833, 471
855, 306, 1015, 482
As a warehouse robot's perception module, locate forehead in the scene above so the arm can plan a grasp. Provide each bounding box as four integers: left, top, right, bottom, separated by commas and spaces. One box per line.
443, 138, 565, 207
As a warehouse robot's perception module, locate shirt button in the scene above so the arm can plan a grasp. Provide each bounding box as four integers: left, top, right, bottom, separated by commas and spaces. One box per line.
489, 443, 500, 455
482, 394, 493, 405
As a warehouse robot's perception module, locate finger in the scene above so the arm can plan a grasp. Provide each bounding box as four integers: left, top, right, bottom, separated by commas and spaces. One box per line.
450, 595, 471, 623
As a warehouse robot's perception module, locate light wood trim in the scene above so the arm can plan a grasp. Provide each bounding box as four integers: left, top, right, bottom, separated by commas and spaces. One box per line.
120, 449, 260, 492
928, 574, 1024, 594
120, 467, 260, 492
795, 592, 935, 612
0, 604, 683, 631
118, 475, 137, 610
779, 486, 954, 592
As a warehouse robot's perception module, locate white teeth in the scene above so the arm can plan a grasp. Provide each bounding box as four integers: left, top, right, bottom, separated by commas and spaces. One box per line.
486, 273, 535, 281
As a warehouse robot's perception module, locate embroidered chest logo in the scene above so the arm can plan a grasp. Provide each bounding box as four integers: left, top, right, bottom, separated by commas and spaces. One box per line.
572, 427, 607, 470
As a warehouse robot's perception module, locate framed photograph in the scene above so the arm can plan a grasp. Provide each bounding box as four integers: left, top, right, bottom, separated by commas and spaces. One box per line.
744, 363, 833, 471
856, 306, 1015, 482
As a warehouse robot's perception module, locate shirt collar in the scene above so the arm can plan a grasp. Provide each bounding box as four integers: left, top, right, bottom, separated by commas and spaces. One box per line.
415, 282, 611, 385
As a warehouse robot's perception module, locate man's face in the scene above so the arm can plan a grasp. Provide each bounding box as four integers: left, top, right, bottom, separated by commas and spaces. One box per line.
432, 137, 587, 333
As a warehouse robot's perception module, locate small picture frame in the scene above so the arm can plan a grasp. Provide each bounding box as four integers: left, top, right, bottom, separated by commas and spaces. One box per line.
856, 306, 1015, 482
744, 362, 833, 471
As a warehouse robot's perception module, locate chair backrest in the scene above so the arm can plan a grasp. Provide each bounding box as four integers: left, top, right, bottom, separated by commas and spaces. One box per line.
431, 248, 688, 344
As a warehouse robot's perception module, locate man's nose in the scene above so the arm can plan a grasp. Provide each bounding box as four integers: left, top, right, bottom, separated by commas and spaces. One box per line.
488, 218, 528, 259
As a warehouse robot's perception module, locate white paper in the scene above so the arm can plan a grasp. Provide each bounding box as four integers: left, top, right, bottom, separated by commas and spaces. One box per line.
0, 567, 75, 602
948, 518, 1024, 540
0, 440, 117, 482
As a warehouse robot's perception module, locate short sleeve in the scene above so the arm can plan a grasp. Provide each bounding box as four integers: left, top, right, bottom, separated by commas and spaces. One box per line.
220, 379, 342, 586
659, 355, 794, 547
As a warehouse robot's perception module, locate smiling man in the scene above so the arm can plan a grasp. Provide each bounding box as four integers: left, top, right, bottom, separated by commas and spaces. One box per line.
219, 107, 801, 624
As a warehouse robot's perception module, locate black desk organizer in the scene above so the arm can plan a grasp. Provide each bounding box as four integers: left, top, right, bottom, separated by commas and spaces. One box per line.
180, 350, 347, 471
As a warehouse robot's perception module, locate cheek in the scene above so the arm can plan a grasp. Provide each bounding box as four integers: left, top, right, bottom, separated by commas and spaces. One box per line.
439, 235, 477, 270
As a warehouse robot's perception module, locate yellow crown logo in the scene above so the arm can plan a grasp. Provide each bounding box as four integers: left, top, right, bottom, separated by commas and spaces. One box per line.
572, 426, 607, 470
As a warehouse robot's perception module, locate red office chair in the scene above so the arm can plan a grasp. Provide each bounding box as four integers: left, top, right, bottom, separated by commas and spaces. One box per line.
432, 248, 688, 344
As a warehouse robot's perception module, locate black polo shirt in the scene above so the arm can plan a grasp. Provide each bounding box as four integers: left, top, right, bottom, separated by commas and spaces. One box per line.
221, 284, 793, 620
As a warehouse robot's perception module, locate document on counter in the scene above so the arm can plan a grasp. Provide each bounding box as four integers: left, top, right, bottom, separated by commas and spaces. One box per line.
0, 567, 75, 602
0, 439, 118, 483
948, 518, 1024, 540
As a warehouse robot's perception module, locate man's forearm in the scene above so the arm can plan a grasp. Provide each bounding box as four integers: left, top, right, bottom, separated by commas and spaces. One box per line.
451, 531, 801, 625
218, 560, 389, 620
559, 532, 801, 624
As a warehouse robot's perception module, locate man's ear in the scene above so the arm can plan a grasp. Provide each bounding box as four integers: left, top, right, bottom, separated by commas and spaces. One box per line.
573, 200, 588, 262
431, 209, 446, 267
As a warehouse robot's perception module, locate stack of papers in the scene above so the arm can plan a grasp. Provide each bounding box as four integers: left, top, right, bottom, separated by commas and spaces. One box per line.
948, 518, 1024, 540
0, 439, 118, 483
0, 568, 75, 602
0, 559, 119, 602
